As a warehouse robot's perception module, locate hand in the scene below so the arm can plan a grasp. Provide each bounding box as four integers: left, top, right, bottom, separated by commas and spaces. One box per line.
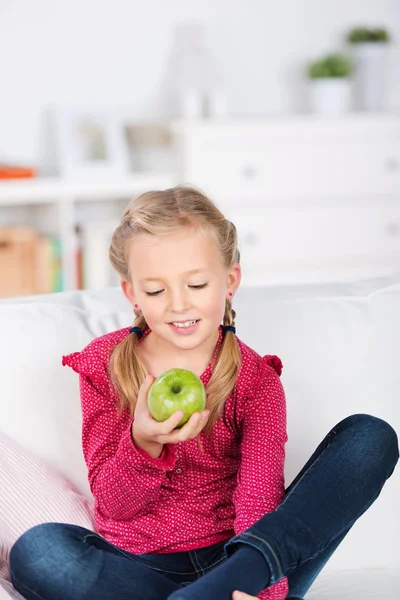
131, 374, 210, 453
232, 592, 258, 600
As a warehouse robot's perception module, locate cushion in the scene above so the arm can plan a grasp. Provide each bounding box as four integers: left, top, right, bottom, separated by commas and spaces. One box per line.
0, 272, 399, 574
306, 568, 400, 599
0, 302, 132, 497
0, 431, 95, 595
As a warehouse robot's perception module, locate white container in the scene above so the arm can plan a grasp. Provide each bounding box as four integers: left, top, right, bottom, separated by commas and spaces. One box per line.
309, 79, 352, 115
180, 88, 204, 119
351, 42, 389, 111
206, 89, 228, 118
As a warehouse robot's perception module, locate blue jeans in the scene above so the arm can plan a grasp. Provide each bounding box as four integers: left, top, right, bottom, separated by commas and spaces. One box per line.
10, 414, 399, 600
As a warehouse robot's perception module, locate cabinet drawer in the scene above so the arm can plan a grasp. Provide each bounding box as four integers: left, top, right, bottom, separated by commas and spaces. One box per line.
225, 202, 400, 276
187, 137, 400, 200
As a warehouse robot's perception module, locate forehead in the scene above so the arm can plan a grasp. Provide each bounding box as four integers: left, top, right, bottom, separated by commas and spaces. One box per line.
128, 229, 223, 280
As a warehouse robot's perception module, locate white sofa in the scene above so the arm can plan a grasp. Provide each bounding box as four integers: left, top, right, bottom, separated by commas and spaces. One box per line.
0, 273, 399, 599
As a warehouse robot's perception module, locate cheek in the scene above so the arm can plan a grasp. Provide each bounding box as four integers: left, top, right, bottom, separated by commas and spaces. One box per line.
203, 288, 226, 318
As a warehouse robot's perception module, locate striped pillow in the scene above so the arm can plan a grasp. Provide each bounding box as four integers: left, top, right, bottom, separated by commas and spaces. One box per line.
0, 431, 95, 594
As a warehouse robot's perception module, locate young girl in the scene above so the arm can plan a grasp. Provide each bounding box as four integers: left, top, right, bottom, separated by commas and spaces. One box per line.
10, 186, 399, 600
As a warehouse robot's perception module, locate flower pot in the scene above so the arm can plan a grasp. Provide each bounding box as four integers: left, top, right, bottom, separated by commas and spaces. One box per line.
309, 79, 352, 115
351, 42, 389, 110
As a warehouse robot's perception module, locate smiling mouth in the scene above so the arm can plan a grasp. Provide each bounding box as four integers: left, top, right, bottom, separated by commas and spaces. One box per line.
169, 319, 200, 328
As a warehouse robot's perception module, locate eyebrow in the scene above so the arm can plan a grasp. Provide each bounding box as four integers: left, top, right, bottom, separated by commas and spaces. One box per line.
140, 268, 208, 283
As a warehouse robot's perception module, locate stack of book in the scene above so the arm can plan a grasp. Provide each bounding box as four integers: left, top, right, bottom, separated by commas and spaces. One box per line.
78, 221, 120, 290
0, 228, 62, 298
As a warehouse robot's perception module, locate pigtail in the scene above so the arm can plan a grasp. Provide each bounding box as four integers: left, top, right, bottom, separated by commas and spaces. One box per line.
203, 298, 242, 434
109, 312, 148, 416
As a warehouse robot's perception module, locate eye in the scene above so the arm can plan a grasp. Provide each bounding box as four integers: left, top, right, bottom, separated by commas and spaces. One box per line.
145, 283, 208, 297
190, 283, 208, 290
145, 290, 163, 297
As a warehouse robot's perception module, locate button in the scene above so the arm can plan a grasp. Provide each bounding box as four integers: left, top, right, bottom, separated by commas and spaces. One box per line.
175, 468, 182, 473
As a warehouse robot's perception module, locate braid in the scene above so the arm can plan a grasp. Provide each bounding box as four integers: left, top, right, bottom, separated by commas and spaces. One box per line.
223, 299, 236, 328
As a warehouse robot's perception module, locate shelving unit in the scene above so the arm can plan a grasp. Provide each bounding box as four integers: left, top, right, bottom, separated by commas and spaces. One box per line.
1, 114, 400, 296
0, 174, 175, 291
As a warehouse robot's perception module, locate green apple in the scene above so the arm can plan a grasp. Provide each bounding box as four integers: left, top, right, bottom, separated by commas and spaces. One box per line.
147, 368, 206, 428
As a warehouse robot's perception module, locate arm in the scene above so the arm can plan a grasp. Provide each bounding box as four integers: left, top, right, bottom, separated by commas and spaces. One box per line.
80, 373, 177, 521
233, 356, 289, 599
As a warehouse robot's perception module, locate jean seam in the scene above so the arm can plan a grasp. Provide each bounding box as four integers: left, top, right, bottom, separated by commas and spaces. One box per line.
188, 551, 204, 577
236, 533, 284, 582
205, 556, 226, 570
133, 559, 200, 575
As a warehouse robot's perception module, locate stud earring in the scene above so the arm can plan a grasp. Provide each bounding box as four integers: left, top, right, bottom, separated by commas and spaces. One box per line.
228, 292, 233, 298
134, 304, 140, 310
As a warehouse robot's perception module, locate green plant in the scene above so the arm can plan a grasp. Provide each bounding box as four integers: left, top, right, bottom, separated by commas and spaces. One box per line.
347, 27, 390, 43
307, 53, 352, 79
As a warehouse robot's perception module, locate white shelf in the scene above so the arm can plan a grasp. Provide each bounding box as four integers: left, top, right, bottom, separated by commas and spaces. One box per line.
0, 174, 175, 206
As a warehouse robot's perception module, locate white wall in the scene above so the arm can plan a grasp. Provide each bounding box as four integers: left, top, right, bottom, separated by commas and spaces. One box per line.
1, 0, 399, 165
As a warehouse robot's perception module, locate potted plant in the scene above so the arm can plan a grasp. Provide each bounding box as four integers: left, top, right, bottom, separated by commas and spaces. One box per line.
306, 53, 352, 115
347, 27, 391, 110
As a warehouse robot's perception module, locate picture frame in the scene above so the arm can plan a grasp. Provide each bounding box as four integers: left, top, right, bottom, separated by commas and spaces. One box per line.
51, 106, 130, 178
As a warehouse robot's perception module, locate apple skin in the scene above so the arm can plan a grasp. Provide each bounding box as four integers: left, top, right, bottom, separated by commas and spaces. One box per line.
147, 368, 206, 428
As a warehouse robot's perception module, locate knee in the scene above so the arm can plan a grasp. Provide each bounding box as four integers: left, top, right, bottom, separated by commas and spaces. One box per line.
10, 522, 79, 593
10, 523, 55, 588
337, 413, 399, 469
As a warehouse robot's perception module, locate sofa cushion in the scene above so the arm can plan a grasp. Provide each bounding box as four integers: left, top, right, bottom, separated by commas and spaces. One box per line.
0, 272, 399, 574
0, 431, 95, 595
0, 302, 131, 497
306, 568, 400, 599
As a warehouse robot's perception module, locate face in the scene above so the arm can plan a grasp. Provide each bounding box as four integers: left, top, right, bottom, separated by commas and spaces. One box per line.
121, 227, 241, 354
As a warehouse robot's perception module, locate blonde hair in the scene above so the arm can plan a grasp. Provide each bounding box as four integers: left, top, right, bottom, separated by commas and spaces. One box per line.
108, 185, 241, 434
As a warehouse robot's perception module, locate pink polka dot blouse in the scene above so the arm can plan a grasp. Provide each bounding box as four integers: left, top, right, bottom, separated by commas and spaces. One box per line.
62, 325, 289, 599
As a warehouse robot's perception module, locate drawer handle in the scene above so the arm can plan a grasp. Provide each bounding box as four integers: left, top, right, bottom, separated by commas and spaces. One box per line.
385, 222, 400, 237
242, 165, 258, 179
385, 157, 399, 172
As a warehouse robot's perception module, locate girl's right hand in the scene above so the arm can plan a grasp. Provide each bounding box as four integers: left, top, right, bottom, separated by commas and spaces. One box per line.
131, 374, 210, 456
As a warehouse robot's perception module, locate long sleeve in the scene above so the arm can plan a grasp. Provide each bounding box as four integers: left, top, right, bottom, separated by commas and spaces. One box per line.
233, 355, 289, 599
79, 374, 178, 521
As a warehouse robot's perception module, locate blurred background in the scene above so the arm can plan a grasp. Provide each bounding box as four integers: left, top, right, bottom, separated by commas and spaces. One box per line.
0, 0, 399, 297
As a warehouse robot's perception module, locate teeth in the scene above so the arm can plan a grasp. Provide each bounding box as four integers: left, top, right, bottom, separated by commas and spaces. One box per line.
172, 320, 197, 328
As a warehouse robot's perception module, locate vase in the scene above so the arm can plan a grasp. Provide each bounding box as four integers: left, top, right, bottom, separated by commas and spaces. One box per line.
351, 42, 389, 111
309, 79, 352, 115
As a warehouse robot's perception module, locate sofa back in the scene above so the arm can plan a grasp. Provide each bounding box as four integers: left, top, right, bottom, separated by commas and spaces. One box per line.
1, 274, 399, 571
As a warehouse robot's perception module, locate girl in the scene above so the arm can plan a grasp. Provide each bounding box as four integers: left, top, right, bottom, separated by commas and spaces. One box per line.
10, 186, 399, 600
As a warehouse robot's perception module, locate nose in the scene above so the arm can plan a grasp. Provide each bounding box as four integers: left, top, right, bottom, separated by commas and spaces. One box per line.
169, 287, 191, 314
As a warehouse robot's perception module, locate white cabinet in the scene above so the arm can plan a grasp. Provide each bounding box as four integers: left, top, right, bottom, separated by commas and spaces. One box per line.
171, 115, 400, 285
1, 115, 399, 294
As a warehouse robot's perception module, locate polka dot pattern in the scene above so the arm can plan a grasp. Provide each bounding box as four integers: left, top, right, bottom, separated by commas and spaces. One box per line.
62, 326, 288, 599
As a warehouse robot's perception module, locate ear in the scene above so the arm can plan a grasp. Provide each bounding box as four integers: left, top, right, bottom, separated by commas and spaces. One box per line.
228, 262, 241, 294
121, 279, 135, 305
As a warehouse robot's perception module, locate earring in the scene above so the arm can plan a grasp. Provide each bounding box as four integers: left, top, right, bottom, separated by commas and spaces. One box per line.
134, 304, 140, 310
228, 292, 233, 298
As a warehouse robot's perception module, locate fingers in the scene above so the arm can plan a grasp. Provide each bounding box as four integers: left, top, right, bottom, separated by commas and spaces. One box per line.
232, 592, 257, 600
136, 374, 155, 412
159, 409, 210, 444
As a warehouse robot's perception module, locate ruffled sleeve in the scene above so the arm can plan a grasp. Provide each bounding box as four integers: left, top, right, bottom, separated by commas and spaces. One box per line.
62, 340, 111, 394
262, 354, 283, 377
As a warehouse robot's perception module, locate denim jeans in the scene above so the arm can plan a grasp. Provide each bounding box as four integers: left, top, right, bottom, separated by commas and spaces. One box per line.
10, 413, 399, 600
